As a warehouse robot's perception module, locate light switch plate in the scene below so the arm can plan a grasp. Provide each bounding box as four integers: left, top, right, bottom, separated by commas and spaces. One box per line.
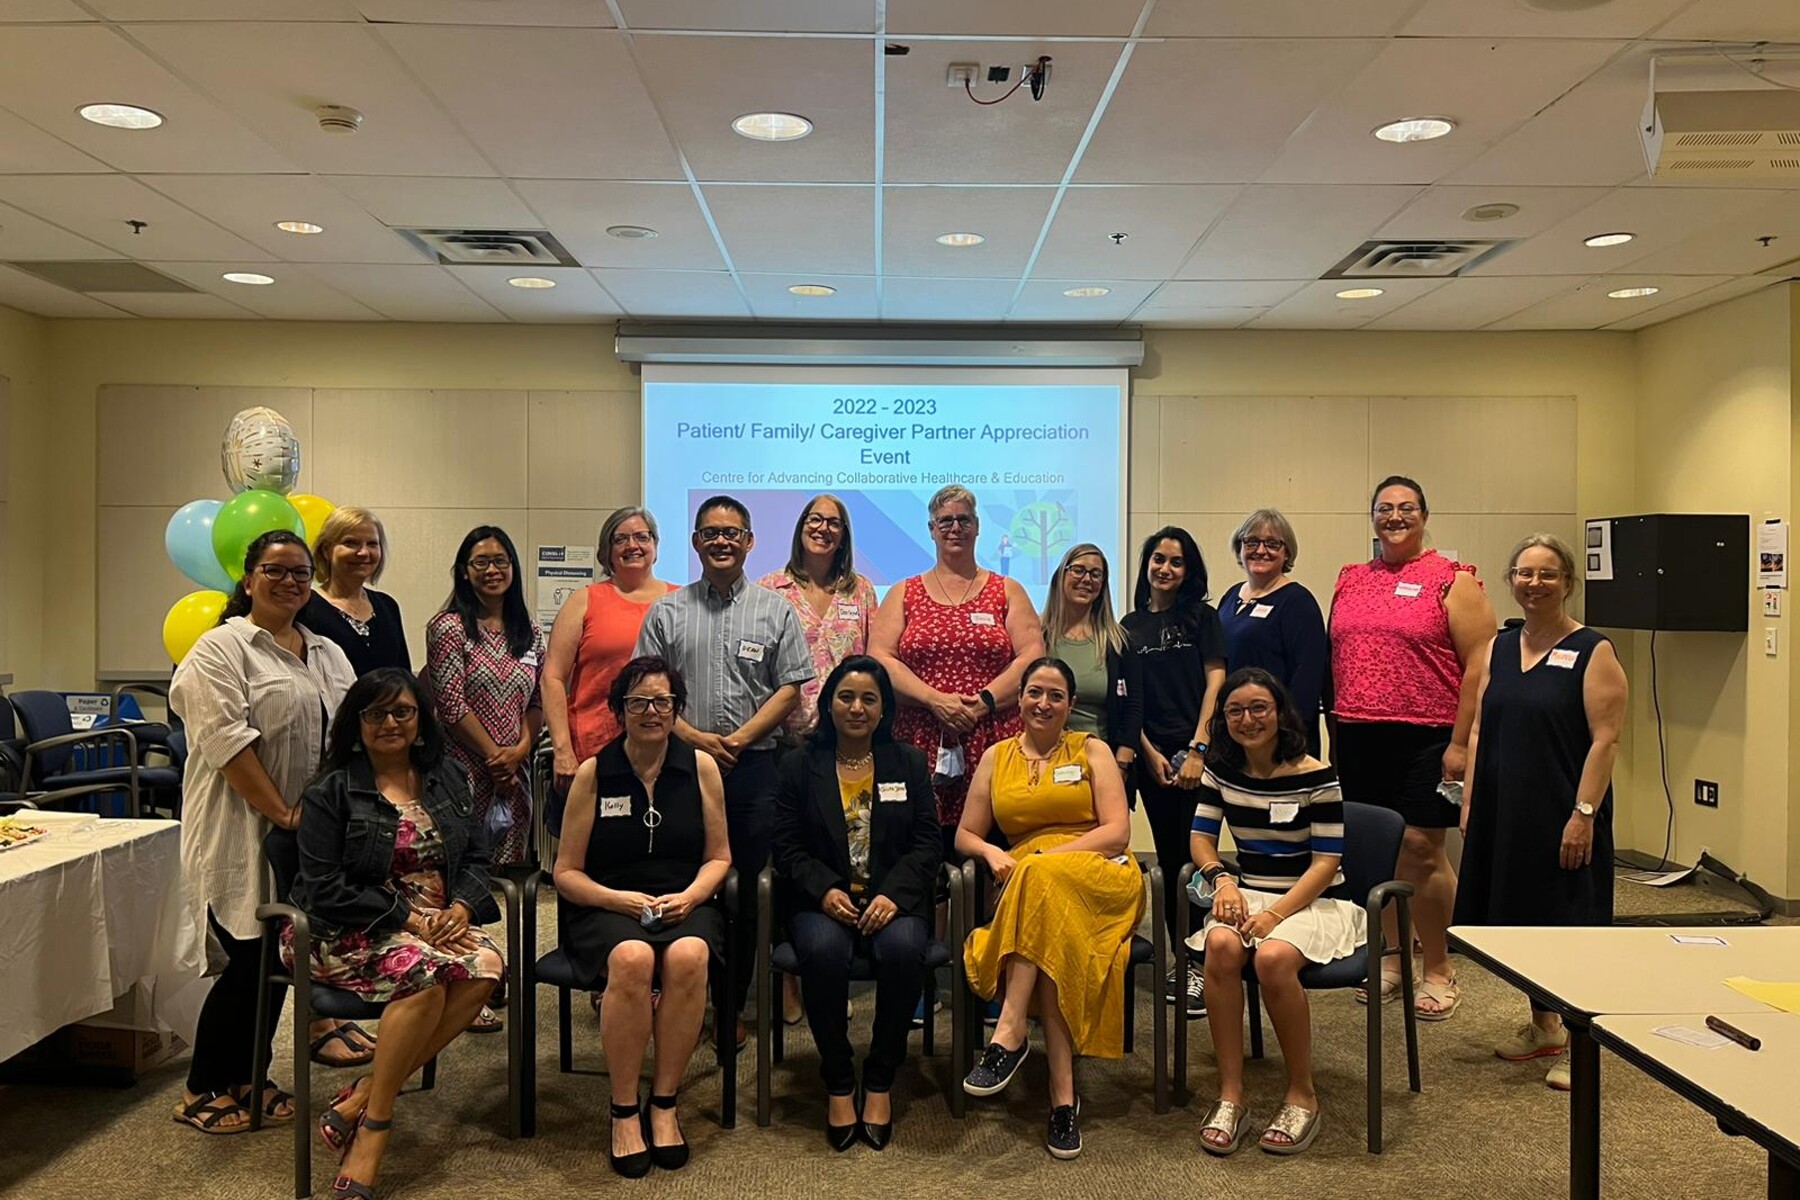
1765, 627, 1779, 657
1764, 591, 1783, 617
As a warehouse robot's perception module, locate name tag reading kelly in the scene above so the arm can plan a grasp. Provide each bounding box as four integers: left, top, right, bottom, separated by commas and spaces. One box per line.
969, 611, 996, 627
1251, 604, 1275, 619
1394, 581, 1423, 599
736, 639, 766, 663
1269, 801, 1301, 824
836, 603, 860, 620
877, 781, 908, 804
600, 796, 632, 819
1052, 764, 1083, 784
1548, 648, 1580, 669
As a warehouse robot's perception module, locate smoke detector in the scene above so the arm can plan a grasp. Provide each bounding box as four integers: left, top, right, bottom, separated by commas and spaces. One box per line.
314, 105, 364, 135
1462, 202, 1521, 222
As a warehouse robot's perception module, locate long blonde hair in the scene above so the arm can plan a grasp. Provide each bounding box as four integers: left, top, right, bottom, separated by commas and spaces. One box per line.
1041, 542, 1126, 662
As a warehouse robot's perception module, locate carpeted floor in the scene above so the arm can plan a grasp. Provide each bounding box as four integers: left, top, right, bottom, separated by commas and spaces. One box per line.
1, 869, 1787, 1199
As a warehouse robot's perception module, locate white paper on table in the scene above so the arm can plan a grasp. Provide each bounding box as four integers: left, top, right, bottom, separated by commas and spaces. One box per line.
1669, 934, 1729, 946
1652, 1024, 1731, 1050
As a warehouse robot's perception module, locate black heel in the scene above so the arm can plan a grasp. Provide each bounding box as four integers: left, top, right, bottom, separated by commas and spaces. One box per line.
859, 1088, 893, 1151
826, 1089, 859, 1152
328, 1115, 391, 1199
645, 1093, 689, 1171
609, 1100, 652, 1178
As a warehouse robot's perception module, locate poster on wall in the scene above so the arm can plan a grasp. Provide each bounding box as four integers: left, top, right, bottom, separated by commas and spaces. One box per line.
1584, 519, 1614, 582
1758, 520, 1788, 590
535, 545, 595, 628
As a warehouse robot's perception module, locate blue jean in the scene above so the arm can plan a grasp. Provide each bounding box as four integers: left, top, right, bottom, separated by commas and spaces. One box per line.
788, 911, 929, 1094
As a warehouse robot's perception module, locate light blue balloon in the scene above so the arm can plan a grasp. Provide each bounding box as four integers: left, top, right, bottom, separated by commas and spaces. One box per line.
166, 499, 234, 593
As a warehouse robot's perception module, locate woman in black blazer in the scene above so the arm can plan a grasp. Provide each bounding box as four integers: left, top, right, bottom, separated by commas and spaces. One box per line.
772, 654, 941, 1152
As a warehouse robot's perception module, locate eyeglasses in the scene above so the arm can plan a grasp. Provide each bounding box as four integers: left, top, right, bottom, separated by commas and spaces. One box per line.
467, 555, 512, 572
1509, 568, 1567, 584
1065, 565, 1105, 581
803, 513, 845, 532
1224, 701, 1275, 721
623, 694, 677, 714
254, 563, 314, 583
611, 531, 655, 547
697, 526, 748, 544
359, 704, 419, 725
1241, 537, 1287, 553
933, 514, 976, 531
1373, 504, 1421, 518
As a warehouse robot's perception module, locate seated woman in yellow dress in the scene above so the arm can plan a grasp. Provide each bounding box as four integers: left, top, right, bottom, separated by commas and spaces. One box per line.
956, 657, 1143, 1162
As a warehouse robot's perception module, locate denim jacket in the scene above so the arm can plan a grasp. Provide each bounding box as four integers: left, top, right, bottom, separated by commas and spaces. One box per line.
294, 756, 501, 938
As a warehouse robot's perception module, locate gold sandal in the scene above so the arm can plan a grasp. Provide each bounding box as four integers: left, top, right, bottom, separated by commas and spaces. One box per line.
1200, 1099, 1253, 1156
1260, 1103, 1321, 1155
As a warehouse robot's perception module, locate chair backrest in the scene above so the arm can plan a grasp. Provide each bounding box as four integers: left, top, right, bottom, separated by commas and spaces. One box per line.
1332, 801, 1405, 903
263, 825, 302, 905
10, 691, 76, 777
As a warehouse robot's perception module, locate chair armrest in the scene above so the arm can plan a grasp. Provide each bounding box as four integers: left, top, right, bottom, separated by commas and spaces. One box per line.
1366, 879, 1415, 917
722, 866, 740, 918
490, 871, 521, 926
23, 782, 133, 811
25, 725, 140, 758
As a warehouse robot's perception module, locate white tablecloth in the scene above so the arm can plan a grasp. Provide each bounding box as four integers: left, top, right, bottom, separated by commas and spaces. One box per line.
0, 813, 206, 1062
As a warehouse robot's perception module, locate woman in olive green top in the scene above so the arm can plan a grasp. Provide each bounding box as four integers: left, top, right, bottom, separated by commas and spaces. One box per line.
1039, 544, 1142, 776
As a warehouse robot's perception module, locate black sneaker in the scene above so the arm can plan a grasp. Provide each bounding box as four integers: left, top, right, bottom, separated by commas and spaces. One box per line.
1163, 970, 1181, 1005
1046, 1096, 1082, 1160
1183, 964, 1207, 1019
963, 1039, 1030, 1097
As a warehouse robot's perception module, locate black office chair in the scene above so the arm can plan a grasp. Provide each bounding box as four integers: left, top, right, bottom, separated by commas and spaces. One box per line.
252, 827, 526, 1198
8, 690, 181, 818
753, 862, 967, 1125
1174, 801, 1422, 1153
958, 853, 1170, 1114
518, 866, 740, 1136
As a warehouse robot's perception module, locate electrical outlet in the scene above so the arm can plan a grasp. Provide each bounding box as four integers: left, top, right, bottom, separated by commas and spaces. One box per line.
1694, 779, 1720, 808
1764, 590, 1783, 617
946, 62, 979, 88
986, 65, 1011, 83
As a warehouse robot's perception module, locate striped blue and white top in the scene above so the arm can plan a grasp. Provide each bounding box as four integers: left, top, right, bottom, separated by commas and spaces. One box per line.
1191, 763, 1346, 891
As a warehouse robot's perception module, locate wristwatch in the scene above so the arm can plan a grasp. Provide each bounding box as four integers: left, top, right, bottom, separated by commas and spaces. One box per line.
979, 689, 997, 716
1189, 740, 1208, 754
1573, 801, 1596, 818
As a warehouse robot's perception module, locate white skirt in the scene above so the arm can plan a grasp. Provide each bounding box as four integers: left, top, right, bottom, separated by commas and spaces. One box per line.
1187, 886, 1367, 965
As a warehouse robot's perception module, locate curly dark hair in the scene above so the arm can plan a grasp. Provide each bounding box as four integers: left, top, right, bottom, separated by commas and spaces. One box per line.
607, 655, 688, 720
1203, 668, 1311, 770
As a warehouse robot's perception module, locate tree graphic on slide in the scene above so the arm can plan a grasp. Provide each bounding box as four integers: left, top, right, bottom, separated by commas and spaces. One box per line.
1012, 500, 1073, 581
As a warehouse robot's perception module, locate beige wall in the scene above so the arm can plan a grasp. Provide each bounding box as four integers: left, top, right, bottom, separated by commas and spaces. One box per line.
0, 304, 49, 687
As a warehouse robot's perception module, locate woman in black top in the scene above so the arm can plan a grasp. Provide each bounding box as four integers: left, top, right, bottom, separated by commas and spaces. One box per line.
555, 656, 730, 1177
1119, 525, 1226, 1018
1455, 535, 1627, 1091
300, 506, 412, 677
772, 655, 940, 1151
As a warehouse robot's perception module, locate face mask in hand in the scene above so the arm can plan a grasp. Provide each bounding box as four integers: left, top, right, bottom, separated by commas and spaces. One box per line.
933, 738, 965, 785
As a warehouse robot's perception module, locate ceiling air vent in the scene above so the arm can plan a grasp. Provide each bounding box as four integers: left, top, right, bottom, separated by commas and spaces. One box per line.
1323, 238, 1515, 280
7, 261, 198, 293
394, 227, 579, 267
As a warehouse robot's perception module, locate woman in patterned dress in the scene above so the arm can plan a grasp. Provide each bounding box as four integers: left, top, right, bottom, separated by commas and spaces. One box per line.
870, 485, 1043, 855
293, 668, 504, 1200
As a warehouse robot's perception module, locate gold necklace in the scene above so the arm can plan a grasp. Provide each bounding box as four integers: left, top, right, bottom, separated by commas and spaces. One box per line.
836, 749, 873, 771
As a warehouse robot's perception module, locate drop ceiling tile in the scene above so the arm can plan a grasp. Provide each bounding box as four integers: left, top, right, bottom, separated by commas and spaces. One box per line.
1133, 307, 1266, 328
885, 40, 1121, 184
0, 175, 275, 261
0, 1, 94, 17
630, 35, 872, 183
148, 261, 386, 319
0, 26, 297, 174
377, 26, 680, 180
86, 291, 259, 317
880, 275, 1016, 321
740, 272, 879, 319
138, 175, 424, 264
1036, 186, 1240, 280
589, 268, 749, 318
446, 264, 621, 321
1008, 278, 1157, 321
1146, 0, 1417, 36
0, 264, 131, 317
1656, 0, 1800, 40
1487, 273, 1733, 329
1258, 38, 1622, 186
299, 264, 506, 321
0, 109, 112, 174
1401, 0, 1690, 38
1469, 186, 1776, 276
1361, 275, 1582, 329
1177, 184, 1422, 279
702, 184, 874, 274
322, 176, 539, 229
888, 0, 1140, 36
87, 0, 361, 16
881, 186, 1054, 278
1600, 274, 1780, 330
511, 180, 724, 269
1622, 191, 1800, 276
355, 0, 616, 24
1246, 278, 1453, 329
0, 200, 122, 260
128, 22, 494, 176
1377, 185, 1615, 239
1130, 279, 1307, 321
1076, 39, 1387, 184
617, 0, 875, 31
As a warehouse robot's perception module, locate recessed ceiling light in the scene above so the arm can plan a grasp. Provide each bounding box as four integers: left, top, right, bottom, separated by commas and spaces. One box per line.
508, 276, 557, 289
1373, 117, 1456, 144
221, 272, 274, 286
732, 112, 813, 141
78, 103, 163, 130
1335, 287, 1385, 300
1063, 286, 1111, 298
936, 232, 986, 247
1584, 231, 1635, 248
1608, 286, 1659, 299
788, 283, 836, 296
606, 225, 659, 240
275, 220, 324, 235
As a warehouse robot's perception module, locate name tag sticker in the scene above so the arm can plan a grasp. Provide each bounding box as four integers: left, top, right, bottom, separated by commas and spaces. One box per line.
736, 639, 766, 663
836, 603, 861, 620
600, 796, 632, 819
1395, 582, 1423, 599
1548, 648, 1580, 669
1251, 604, 1275, 619
520, 651, 540, 667
1052, 764, 1083, 784
877, 781, 908, 804
1269, 801, 1301, 824
969, 611, 996, 626
1115, 679, 1128, 697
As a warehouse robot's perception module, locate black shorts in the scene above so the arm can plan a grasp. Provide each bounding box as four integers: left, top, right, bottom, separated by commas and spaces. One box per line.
1334, 720, 1457, 830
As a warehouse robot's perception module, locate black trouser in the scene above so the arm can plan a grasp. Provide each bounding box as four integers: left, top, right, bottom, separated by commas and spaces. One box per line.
1138, 768, 1200, 958
723, 748, 779, 1014
789, 912, 929, 1094
187, 909, 286, 1096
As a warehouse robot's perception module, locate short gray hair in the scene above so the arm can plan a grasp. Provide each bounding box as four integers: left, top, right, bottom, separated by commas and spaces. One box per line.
928, 484, 977, 517
596, 505, 660, 578
1507, 532, 1580, 597
1231, 508, 1299, 572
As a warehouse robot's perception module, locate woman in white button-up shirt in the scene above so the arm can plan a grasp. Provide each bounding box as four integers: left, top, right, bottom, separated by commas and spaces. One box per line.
169, 529, 356, 1135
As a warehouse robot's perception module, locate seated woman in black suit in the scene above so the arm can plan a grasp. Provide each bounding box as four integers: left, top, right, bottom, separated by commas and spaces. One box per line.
772, 654, 941, 1151
555, 656, 730, 1178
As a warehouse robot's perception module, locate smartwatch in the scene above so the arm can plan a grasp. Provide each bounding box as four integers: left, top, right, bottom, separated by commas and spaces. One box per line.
979, 689, 997, 716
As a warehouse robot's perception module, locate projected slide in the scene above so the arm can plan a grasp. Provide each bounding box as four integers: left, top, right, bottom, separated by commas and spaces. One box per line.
641, 367, 1127, 597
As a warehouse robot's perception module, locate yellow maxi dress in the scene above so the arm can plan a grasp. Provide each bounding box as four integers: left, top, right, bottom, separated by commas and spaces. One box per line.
963, 731, 1145, 1058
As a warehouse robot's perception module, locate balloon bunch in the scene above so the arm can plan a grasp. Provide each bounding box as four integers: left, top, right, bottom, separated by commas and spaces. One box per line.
160, 407, 337, 664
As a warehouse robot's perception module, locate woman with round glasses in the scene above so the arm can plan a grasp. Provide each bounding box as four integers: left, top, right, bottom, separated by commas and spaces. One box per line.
1328, 476, 1494, 1020
1218, 510, 1327, 757
170, 529, 357, 1135
872, 485, 1042, 852
1455, 535, 1626, 1090
556, 656, 730, 1177
1039, 543, 1140, 773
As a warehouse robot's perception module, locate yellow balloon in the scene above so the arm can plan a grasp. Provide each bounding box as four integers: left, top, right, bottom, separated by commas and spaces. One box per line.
163, 589, 229, 665
288, 493, 337, 549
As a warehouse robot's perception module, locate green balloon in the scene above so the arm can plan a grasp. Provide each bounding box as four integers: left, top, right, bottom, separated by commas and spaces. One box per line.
212, 489, 306, 581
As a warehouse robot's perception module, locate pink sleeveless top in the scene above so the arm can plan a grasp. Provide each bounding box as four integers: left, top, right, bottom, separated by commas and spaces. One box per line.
1329, 551, 1478, 726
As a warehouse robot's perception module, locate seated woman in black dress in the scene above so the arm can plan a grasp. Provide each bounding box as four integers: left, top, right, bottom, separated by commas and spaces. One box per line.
555, 655, 730, 1178
772, 655, 940, 1151
293, 668, 505, 1200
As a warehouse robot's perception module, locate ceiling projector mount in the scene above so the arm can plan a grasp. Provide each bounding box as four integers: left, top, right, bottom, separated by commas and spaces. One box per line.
1642, 46, 1800, 179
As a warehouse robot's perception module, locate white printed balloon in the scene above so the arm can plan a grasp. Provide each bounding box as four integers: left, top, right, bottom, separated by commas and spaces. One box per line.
220, 406, 301, 495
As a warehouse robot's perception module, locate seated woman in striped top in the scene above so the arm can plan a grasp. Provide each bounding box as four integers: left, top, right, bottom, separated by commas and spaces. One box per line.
1188, 668, 1365, 1158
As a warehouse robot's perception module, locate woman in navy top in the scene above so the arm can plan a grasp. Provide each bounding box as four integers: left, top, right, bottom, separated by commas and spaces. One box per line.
1217, 509, 1327, 756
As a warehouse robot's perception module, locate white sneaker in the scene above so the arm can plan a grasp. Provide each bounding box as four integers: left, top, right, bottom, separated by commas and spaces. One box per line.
1494, 1022, 1568, 1062
1546, 1056, 1572, 1091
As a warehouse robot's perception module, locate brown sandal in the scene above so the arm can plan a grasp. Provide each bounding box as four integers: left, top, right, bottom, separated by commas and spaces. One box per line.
172, 1090, 251, 1135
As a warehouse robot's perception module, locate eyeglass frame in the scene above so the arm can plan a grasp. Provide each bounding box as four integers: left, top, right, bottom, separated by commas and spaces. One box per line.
1508, 567, 1569, 584
1064, 564, 1105, 582
1239, 537, 1288, 553
623, 694, 679, 714
1372, 503, 1422, 518
802, 513, 845, 532
611, 530, 656, 547
466, 554, 513, 572
696, 525, 749, 545
932, 514, 976, 531
359, 704, 419, 725
1223, 701, 1276, 721
253, 563, 315, 583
